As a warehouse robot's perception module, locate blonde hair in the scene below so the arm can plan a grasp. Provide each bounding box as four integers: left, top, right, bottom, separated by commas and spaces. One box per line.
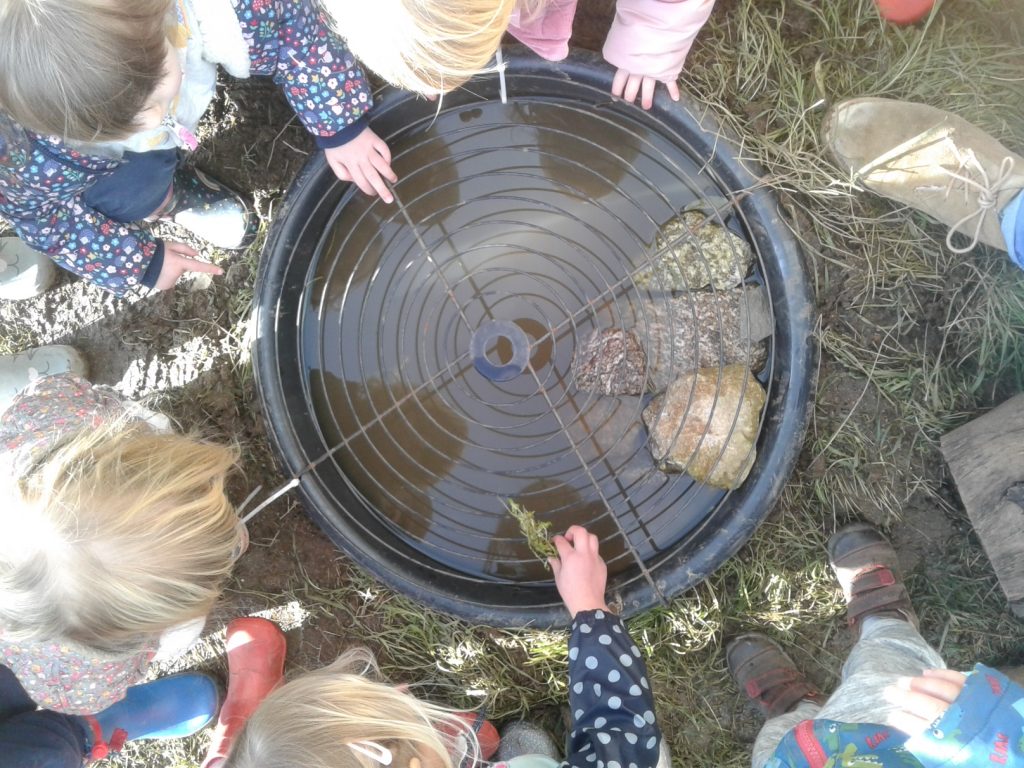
0, 0, 172, 141
0, 421, 241, 653
325, 0, 532, 94
225, 649, 480, 768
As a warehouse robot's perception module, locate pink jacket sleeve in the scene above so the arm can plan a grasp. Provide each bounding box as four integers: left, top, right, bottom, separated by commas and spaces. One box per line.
602, 0, 716, 82
507, 0, 579, 62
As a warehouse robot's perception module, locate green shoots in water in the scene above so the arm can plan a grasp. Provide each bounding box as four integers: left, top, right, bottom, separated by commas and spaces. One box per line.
504, 499, 558, 568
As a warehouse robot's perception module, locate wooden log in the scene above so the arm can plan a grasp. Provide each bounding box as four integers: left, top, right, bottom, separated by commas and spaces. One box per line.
940, 393, 1024, 616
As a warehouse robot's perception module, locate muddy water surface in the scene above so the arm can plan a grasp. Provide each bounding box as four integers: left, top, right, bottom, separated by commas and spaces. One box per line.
300, 98, 761, 581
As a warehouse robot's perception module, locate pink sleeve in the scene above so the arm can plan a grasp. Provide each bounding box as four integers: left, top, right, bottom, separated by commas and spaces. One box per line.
507, 0, 579, 62
602, 0, 716, 82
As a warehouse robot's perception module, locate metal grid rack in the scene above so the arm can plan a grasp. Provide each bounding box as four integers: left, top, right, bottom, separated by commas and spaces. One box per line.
254, 50, 815, 627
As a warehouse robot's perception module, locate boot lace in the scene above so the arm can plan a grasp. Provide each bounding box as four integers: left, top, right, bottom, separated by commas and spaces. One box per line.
939, 153, 1016, 254
855, 122, 1017, 254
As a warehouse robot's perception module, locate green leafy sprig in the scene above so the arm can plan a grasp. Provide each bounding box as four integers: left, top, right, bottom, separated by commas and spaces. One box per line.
504, 499, 558, 568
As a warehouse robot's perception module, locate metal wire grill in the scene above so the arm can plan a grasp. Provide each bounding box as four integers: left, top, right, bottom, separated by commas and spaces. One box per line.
255, 53, 813, 625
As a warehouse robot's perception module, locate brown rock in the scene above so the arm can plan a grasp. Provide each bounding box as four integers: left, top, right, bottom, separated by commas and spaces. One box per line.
641, 285, 772, 391
642, 365, 767, 489
572, 328, 647, 396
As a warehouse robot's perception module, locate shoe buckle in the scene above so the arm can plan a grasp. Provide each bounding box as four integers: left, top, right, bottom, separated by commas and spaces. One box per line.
745, 667, 799, 697
85, 718, 127, 762
853, 565, 896, 592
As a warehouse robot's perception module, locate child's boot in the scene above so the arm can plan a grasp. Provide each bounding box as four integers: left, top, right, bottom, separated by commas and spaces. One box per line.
200, 617, 286, 768
0, 345, 88, 413
0, 236, 56, 300
726, 634, 825, 718
159, 167, 257, 251
83, 673, 219, 761
828, 522, 918, 637
448, 711, 500, 761
823, 98, 1024, 259
873, 0, 935, 25
495, 721, 559, 765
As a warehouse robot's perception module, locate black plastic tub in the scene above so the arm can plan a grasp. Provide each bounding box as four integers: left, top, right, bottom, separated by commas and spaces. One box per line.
253, 49, 816, 628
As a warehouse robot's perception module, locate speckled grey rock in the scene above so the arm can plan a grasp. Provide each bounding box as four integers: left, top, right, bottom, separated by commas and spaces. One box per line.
641, 285, 772, 391
642, 364, 766, 489
572, 327, 648, 396
635, 211, 754, 291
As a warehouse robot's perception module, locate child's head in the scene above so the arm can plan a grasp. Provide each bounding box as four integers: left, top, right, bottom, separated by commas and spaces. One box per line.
0, 421, 243, 653
325, 0, 532, 94
0, 0, 173, 141
225, 648, 479, 768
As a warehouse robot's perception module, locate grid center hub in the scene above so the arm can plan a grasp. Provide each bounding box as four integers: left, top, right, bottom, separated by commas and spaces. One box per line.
470, 319, 531, 382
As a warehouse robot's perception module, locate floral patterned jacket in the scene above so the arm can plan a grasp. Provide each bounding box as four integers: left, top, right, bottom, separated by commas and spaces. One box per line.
0, 374, 167, 714
0, 0, 371, 296
766, 665, 1024, 768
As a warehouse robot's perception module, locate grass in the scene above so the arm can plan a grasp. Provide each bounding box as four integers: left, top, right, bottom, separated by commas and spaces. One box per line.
505, 499, 559, 565
286, 2, 1024, 763
3, 1, 1024, 766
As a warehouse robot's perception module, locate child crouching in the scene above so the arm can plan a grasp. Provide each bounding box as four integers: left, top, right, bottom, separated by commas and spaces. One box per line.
0, 0, 394, 297
226, 648, 480, 768
223, 526, 664, 768
0, 367, 246, 716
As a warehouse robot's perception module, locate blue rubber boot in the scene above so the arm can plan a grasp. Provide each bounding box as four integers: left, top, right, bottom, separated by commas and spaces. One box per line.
83, 673, 219, 760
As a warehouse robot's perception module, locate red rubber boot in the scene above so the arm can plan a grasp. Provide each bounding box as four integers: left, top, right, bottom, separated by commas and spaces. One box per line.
201, 618, 286, 768
450, 712, 500, 761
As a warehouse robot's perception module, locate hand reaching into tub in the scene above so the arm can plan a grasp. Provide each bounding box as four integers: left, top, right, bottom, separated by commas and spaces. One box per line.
550, 525, 610, 617
324, 126, 397, 204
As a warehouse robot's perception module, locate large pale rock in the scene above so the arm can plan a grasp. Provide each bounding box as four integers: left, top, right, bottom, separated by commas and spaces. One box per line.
642, 285, 772, 391
642, 365, 766, 489
635, 211, 754, 291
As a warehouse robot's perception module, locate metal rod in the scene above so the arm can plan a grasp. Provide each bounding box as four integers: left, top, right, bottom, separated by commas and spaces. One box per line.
523, 360, 666, 604
390, 183, 473, 332
244, 164, 757, 544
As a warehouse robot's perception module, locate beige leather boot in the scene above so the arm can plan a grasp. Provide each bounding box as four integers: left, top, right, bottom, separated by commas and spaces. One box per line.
823, 97, 1024, 254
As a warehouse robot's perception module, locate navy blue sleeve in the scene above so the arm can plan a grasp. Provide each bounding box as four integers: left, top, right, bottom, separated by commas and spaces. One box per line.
140, 240, 165, 289
564, 610, 661, 768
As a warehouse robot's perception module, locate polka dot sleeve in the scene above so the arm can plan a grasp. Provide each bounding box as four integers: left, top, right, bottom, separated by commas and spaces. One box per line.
564, 610, 662, 768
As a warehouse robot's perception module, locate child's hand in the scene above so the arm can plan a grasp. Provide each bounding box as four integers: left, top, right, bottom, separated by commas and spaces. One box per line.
154, 241, 224, 290
611, 68, 680, 111
324, 127, 397, 203
886, 669, 967, 735
550, 525, 610, 618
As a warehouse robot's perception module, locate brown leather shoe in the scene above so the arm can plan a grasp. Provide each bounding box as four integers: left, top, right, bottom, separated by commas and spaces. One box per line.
828, 522, 918, 637
726, 633, 825, 718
